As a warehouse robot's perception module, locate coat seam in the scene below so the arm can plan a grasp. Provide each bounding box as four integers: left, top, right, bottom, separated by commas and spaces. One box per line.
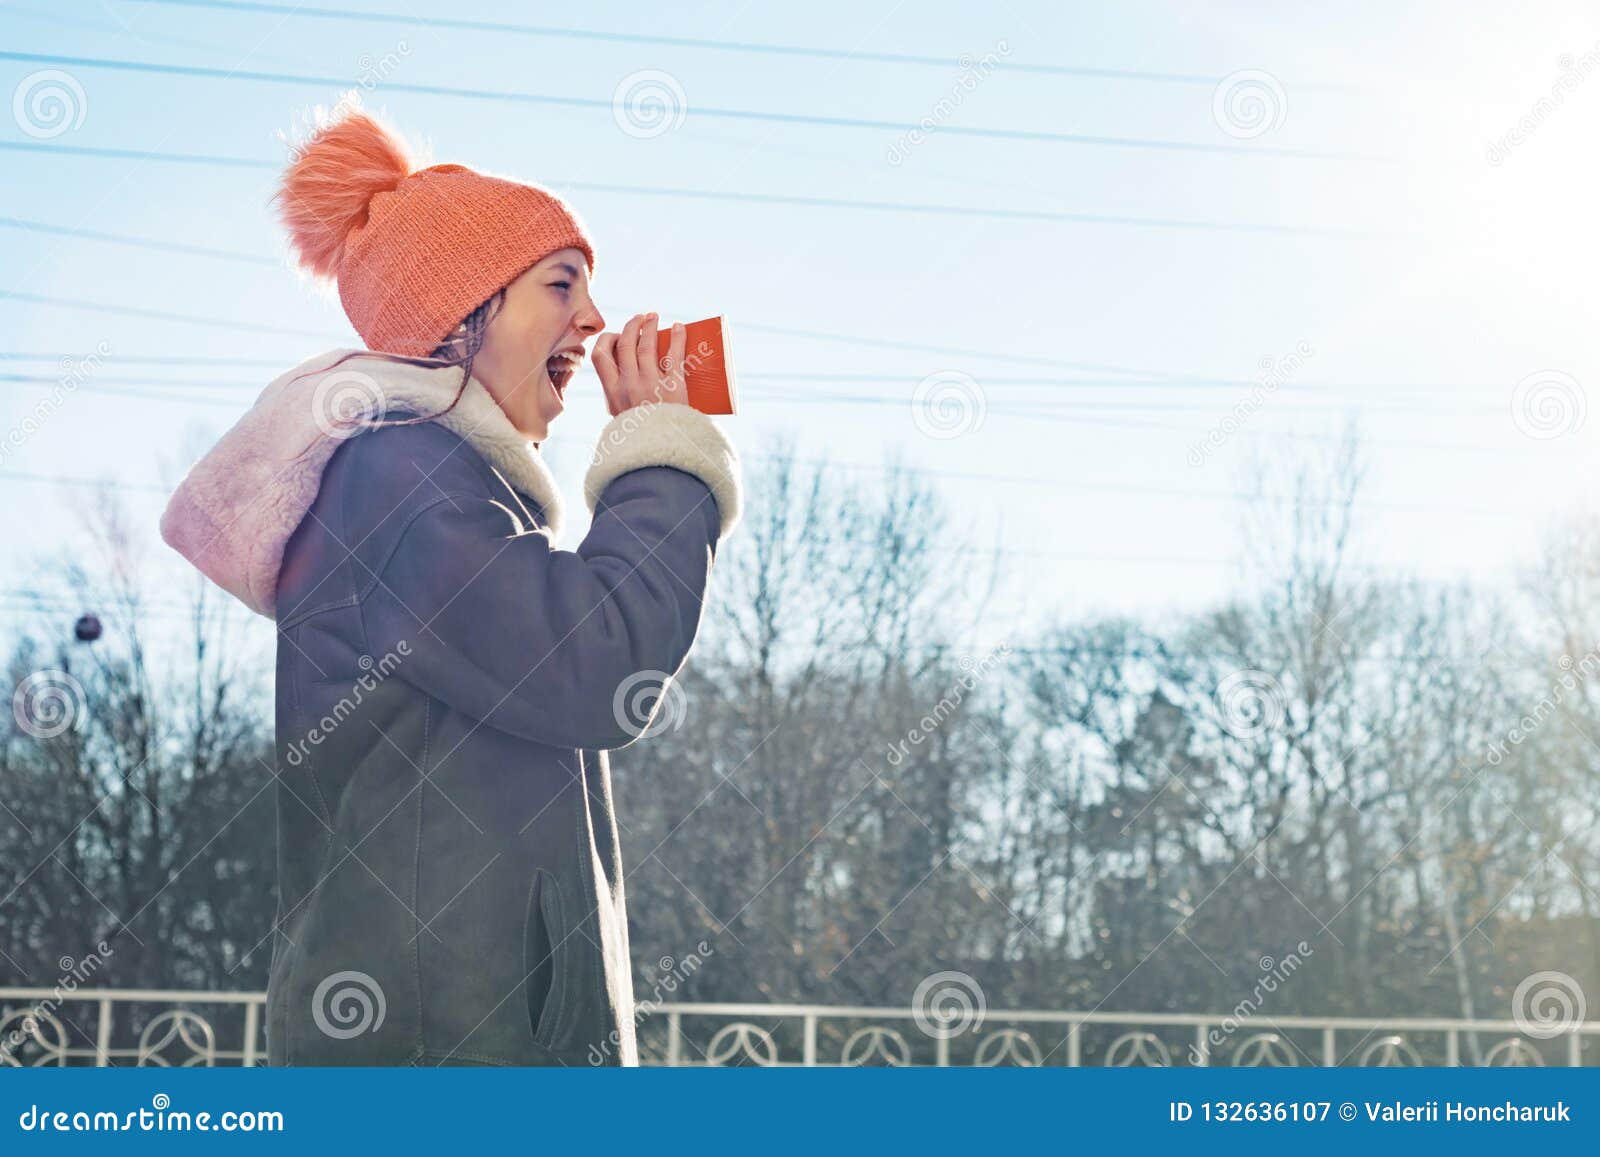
277, 595, 360, 632
575, 778, 608, 1048
414, 696, 429, 1059
285, 635, 334, 833
355, 491, 505, 605
337, 438, 366, 639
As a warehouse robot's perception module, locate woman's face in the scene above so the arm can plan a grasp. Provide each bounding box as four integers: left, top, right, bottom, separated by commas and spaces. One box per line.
473, 247, 606, 441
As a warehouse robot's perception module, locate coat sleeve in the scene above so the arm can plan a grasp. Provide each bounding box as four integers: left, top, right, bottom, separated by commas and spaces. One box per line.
352, 403, 742, 751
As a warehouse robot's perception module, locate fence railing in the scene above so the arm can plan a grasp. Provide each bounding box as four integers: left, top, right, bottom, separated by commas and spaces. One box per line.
1, 989, 1595, 1067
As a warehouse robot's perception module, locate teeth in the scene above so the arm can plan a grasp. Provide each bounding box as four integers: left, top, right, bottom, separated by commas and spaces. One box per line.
546, 350, 581, 400
547, 359, 574, 396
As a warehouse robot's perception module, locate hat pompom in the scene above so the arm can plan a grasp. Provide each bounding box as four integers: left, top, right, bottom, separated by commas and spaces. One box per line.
276, 104, 412, 280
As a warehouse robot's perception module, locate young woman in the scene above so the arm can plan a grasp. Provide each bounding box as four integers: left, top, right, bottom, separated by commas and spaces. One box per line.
160, 105, 742, 1066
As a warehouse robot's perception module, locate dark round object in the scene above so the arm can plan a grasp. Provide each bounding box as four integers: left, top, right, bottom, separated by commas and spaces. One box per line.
73, 613, 102, 643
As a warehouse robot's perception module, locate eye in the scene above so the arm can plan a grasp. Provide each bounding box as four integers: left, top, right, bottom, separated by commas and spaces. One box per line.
550, 280, 572, 293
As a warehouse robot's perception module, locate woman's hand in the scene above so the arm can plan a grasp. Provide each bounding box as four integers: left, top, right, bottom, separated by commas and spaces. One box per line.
591, 312, 688, 418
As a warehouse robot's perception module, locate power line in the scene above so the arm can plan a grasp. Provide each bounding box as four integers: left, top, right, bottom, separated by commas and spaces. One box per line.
543, 182, 1375, 239
0, 593, 263, 625
0, 370, 1512, 410
126, 0, 1349, 90
0, 373, 260, 389
0, 593, 1501, 646
0, 140, 272, 170
0, 144, 1370, 238
0, 256, 1394, 393
3, 376, 1536, 460
0, 355, 1520, 395
981, 412, 1546, 457
0, 217, 280, 265
0, 588, 205, 612
0, 373, 1520, 421
720, 371, 1512, 393
12, 2, 1342, 240
0, 470, 169, 493
0, 468, 1249, 569
0, 451, 1528, 518
0, 293, 1544, 452
0, 291, 342, 339
0, 378, 240, 406
0, 372, 1547, 460
0, 352, 286, 368
0, 285, 1277, 401
736, 321, 1211, 378
0, 289, 1203, 380
994, 644, 1493, 667
753, 390, 1502, 417
814, 459, 1523, 517
0, 50, 1364, 161
0, 358, 1543, 456
7, 0, 336, 77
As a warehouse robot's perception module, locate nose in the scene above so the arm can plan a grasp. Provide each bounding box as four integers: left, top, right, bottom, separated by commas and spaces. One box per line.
575, 299, 605, 337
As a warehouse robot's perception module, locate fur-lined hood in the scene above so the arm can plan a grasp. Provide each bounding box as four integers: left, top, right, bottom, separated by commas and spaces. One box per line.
160, 349, 743, 620
159, 350, 566, 619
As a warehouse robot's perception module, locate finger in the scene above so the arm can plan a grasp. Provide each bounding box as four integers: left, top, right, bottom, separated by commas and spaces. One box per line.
616, 313, 645, 384
591, 332, 618, 385
591, 333, 621, 413
638, 312, 659, 388
664, 321, 688, 397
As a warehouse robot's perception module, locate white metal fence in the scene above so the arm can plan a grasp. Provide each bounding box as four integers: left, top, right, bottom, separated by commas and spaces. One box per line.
1, 989, 1594, 1067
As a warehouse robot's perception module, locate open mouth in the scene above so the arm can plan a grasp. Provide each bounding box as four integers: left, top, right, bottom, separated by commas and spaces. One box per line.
546, 349, 581, 401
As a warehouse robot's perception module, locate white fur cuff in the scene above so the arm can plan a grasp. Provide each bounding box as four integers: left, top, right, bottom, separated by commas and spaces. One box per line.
583, 403, 743, 539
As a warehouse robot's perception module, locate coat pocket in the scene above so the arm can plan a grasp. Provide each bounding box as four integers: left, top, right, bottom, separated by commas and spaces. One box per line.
523, 869, 571, 1051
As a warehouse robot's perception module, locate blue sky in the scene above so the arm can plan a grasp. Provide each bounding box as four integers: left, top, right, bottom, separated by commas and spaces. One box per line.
5, 0, 1600, 643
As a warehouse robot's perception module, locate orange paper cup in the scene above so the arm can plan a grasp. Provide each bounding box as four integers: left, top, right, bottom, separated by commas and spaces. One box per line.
656, 316, 738, 415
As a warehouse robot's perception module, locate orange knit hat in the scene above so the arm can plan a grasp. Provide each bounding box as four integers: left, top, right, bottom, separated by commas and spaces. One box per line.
275, 104, 595, 356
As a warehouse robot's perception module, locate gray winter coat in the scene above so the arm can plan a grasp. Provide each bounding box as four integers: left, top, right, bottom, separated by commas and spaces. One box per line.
159, 351, 743, 1066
